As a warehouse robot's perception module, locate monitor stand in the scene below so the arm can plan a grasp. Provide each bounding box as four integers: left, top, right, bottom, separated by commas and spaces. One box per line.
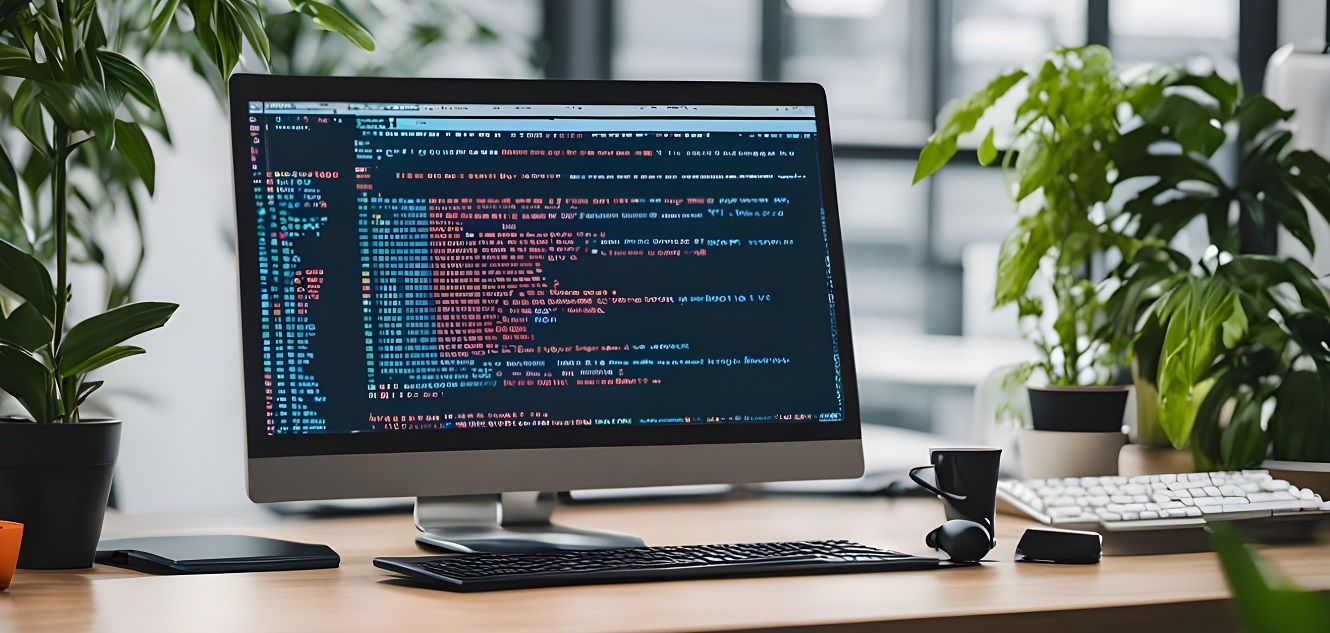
414, 492, 646, 553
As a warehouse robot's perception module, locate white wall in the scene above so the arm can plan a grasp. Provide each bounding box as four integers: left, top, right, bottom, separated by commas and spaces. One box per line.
105, 58, 252, 514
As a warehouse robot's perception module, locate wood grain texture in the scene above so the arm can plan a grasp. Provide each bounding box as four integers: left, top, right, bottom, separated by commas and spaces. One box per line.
2, 497, 1326, 633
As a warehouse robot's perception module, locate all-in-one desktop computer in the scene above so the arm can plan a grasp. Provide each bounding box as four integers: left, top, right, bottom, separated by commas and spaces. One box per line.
229, 75, 964, 589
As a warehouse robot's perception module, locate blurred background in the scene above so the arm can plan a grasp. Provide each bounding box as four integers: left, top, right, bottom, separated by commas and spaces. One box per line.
101, 0, 1328, 513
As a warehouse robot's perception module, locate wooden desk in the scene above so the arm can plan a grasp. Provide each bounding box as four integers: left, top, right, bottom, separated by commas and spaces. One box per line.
3, 497, 1327, 633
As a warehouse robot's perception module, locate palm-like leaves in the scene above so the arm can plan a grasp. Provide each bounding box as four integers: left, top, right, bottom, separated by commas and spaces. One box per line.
0, 0, 373, 423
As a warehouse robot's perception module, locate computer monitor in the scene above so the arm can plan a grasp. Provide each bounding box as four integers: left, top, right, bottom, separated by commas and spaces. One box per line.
229, 75, 862, 552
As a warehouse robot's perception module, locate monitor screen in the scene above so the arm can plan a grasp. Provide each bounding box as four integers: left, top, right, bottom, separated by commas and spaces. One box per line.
234, 82, 857, 458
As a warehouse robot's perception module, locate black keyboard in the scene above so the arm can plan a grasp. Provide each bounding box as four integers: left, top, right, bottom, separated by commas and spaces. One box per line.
373, 540, 961, 592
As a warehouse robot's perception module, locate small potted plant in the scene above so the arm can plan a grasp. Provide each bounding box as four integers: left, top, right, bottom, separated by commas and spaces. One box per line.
914, 46, 1162, 476
0, 0, 372, 569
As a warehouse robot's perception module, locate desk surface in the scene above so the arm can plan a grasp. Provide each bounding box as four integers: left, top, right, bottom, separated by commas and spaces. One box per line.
4, 497, 1327, 633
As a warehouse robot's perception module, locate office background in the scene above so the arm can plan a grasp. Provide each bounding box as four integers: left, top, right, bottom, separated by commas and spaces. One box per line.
86, 0, 1328, 514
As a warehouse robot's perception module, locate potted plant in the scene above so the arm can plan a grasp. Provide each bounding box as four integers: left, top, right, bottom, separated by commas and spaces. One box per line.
0, 0, 371, 569
913, 46, 1183, 476
1108, 72, 1330, 476
913, 47, 1153, 423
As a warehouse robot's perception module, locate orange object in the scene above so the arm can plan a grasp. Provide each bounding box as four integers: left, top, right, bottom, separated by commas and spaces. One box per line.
0, 521, 21, 590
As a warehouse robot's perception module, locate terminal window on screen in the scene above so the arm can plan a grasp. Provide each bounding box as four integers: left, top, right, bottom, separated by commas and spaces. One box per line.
246, 102, 846, 434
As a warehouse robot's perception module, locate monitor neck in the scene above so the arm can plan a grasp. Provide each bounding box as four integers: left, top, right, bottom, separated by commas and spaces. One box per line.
413, 493, 645, 554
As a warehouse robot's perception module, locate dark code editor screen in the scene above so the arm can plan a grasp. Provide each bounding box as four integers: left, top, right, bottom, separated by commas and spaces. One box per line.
244, 101, 845, 435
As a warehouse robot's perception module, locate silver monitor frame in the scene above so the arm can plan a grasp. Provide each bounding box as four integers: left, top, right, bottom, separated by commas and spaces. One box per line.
231, 75, 864, 551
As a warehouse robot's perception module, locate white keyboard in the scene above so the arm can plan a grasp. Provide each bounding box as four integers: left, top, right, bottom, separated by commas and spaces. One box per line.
998, 470, 1330, 532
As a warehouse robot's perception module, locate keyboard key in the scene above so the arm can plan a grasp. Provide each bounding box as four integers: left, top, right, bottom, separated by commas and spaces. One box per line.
1249, 492, 1296, 503
1232, 500, 1303, 512
1169, 481, 1208, 491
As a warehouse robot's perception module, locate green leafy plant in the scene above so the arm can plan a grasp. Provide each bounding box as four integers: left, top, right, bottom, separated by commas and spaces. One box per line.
1210, 522, 1330, 633
1109, 72, 1330, 469
914, 46, 1166, 387
0, 0, 373, 423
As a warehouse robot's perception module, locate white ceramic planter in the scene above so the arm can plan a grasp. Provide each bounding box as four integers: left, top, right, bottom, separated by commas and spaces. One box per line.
1020, 429, 1125, 479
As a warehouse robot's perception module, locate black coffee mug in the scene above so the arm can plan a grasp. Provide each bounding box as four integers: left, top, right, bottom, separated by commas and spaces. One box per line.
909, 448, 1001, 547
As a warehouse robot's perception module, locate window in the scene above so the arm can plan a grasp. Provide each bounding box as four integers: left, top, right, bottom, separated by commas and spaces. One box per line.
545, 0, 1280, 435
614, 0, 762, 80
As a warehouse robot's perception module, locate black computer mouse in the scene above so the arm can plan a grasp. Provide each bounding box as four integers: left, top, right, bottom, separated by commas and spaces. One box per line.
926, 519, 992, 562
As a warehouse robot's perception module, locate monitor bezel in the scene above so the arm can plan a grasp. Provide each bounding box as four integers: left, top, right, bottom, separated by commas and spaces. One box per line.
229, 73, 861, 460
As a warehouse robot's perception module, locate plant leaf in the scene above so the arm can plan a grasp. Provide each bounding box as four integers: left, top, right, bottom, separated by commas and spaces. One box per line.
1210, 522, 1330, 633
0, 237, 55, 320
977, 127, 997, 166
148, 0, 184, 49
112, 120, 155, 194
12, 79, 49, 155
0, 301, 51, 352
34, 80, 116, 143
96, 50, 160, 111
0, 342, 51, 422
1143, 93, 1227, 157
0, 140, 20, 218
1234, 96, 1293, 144
0, 43, 50, 81
994, 214, 1052, 306
913, 137, 955, 184
221, 0, 270, 69
1270, 370, 1330, 463
1285, 312, 1330, 365
912, 68, 1026, 183
288, 0, 374, 51
1220, 390, 1269, 470
75, 379, 103, 408
56, 301, 177, 374
1220, 292, 1247, 348
59, 344, 145, 378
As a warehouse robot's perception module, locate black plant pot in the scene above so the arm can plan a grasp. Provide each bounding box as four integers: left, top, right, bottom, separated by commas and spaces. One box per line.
0, 418, 120, 569
1027, 386, 1130, 433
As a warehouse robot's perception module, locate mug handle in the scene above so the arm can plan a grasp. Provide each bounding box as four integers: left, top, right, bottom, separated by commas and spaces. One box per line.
908, 465, 967, 502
